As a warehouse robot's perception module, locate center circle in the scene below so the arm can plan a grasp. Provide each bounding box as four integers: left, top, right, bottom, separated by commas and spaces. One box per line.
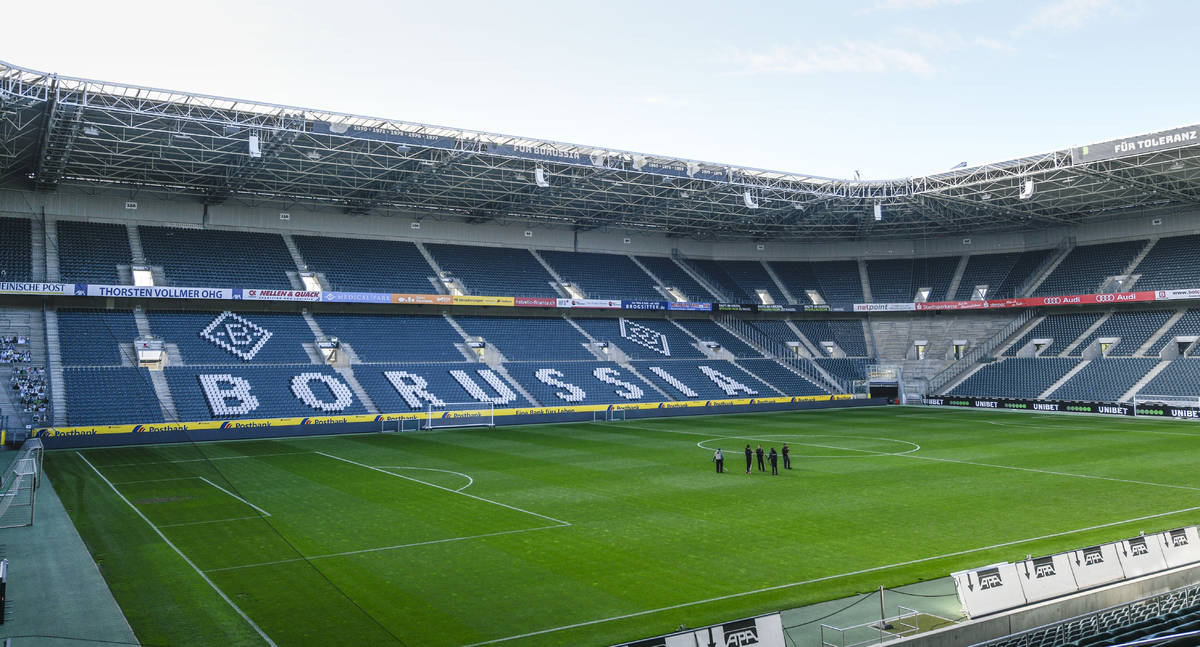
697, 434, 920, 458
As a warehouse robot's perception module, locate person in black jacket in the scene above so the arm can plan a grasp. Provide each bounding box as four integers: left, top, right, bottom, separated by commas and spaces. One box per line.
744, 444, 753, 475
768, 447, 779, 475
755, 444, 765, 472
782, 443, 791, 470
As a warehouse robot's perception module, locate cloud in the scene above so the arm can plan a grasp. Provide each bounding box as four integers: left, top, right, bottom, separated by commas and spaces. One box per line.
860, 0, 980, 12
1016, 0, 1116, 34
726, 42, 936, 77
638, 95, 692, 108
893, 26, 1016, 53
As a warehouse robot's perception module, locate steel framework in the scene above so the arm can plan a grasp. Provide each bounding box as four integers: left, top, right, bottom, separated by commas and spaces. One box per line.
2, 59, 1198, 241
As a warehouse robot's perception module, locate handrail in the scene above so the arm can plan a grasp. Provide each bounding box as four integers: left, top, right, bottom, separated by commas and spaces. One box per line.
715, 313, 849, 393
927, 309, 1036, 395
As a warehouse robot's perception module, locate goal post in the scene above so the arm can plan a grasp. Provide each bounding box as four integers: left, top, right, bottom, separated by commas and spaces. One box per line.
1132, 394, 1200, 417
380, 418, 422, 433
592, 408, 628, 422
0, 438, 42, 529
425, 402, 496, 429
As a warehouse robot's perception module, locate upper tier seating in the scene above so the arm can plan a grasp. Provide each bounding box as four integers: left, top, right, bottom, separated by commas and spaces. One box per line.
1138, 359, 1200, 398
749, 320, 804, 346
951, 357, 1080, 398
791, 320, 869, 357
139, 226, 295, 289
146, 310, 314, 364
813, 358, 873, 382
293, 235, 435, 293
425, 244, 558, 298
631, 359, 775, 400
953, 249, 1052, 300
63, 366, 164, 425
672, 319, 762, 358
57, 220, 132, 285
1148, 310, 1200, 357
355, 363, 533, 411
504, 361, 659, 406
1128, 234, 1200, 292
634, 256, 714, 302
865, 256, 959, 303
0, 217, 31, 282
736, 359, 827, 396
454, 316, 594, 361
572, 317, 705, 360
538, 250, 661, 301
1033, 240, 1147, 297
313, 313, 467, 363
768, 260, 863, 308
57, 309, 140, 366
685, 259, 783, 303
167, 365, 368, 420
1067, 310, 1172, 357
1002, 312, 1104, 357
1048, 358, 1159, 402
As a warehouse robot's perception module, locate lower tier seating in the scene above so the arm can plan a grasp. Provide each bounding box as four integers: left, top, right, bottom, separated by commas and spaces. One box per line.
57, 309, 140, 366
813, 358, 873, 383
1138, 359, 1200, 398
454, 316, 594, 361
631, 360, 775, 400
736, 359, 827, 396
1048, 358, 1159, 402
355, 363, 534, 411
314, 313, 466, 363
504, 361, 659, 406
672, 319, 761, 358
1003, 313, 1103, 357
951, 357, 1080, 399
166, 365, 369, 420
63, 367, 164, 426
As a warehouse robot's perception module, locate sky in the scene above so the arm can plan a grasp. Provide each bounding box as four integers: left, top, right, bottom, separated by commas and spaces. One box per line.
4, 0, 1197, 179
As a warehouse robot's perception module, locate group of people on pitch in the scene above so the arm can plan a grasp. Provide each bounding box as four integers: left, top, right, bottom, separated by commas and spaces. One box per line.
711, 444, 790, 475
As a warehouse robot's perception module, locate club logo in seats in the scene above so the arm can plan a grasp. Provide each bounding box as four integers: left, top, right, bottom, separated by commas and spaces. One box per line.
619, 318, 671, 356
201, 311, 273, 360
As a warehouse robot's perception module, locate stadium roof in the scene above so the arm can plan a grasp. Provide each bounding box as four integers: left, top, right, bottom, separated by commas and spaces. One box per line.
1, 58, 1198, 241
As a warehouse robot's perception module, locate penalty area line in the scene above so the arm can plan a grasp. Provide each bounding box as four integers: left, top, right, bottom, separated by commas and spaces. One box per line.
77, 452, 279, 647
462, 503, 1200, 647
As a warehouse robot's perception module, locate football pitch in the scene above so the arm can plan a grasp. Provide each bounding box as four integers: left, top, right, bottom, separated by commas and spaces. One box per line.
45, 406, 1200, 647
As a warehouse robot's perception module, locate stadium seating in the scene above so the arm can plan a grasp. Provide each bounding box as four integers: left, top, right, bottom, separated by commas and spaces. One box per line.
425, 243, 559, 298
1147, 310, 1200, 357
0, 217, 31, 282
145, 310, 314, 364
1033, 240, 1147, 297
672, 319, 761, 358
736, 359, 827, 396
791, 320, 869, 357
865, 256, 959, 303
631, 360, 774, 399
1128, 234, 1200, 292
634, 256, 715, 302
1137, 359, 1200, 398
62, 366, 164, 425
538, 250, 661, 301
57, 220, 132, 285
57, 309, 140, 366
572, 317, 705, 360
504, 361, 658, 406
952, 249, 1052, 300
684, 259, 783, 303
951, 357, 1080, 398
293, 235, 436, 293
749, 320, 804, 346
139, 226, 295, 289
355, 363, 533, 411
813, 357, 873, 383
1048, 358, 1158, 402
166, 365, 368, 420
313, 313, 467, 363
768, 260, 863, 308
454, 316, 594, 361
1002, 312, 1104, 357
1067, 310, 1172, 357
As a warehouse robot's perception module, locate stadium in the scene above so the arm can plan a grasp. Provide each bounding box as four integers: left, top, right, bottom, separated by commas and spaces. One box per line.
1, 35, 1200, 647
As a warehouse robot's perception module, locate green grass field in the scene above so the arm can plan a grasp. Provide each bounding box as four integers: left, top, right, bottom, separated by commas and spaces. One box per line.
44, 406, 1200, 647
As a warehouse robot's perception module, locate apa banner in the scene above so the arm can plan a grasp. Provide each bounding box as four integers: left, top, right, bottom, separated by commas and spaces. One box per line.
88, 284, 235, 300
0, 282, 75, 295
613, 613, 786, 647
668, 301, 714, 311
240, 289, 320, 302
557, 298, 623, 309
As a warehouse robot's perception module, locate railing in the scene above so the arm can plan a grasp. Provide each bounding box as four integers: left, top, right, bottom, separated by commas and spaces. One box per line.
716, 313, 850, 393
926, 309, 1036, 395
671, 250, 734, 303
1016, 236, 1075, 298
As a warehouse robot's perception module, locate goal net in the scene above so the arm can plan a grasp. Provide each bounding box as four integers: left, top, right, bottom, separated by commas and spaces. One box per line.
593, 408, 628, 422
1132, 394, 1200, 416
380, 418, 422, 433
425, 402, 495, 429
0, 438, 42, 529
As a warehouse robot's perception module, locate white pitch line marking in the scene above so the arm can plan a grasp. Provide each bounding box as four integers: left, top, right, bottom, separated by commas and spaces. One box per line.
315, 451, 571, 527
96, 451, 312, 468
111, 477, 203, 485
196, 478, 271, 517
461, 503, 1200, 647
77, 452, 278, 647
374, 466, 475, 491
159, 516, 264, 529
205, 524, 567, 573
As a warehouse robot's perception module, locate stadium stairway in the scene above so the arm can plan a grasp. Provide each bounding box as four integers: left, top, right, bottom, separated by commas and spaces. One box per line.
675, 256, 733, 303
1136, 310, 1189, 356
1060, 312, 1114, 356
1121, 238, 1159, 288
414, 242, 448, 282
760, 261, 798, 304
528, 249, 570, 296
29, 215, 44, 282
942, 254, 970, 302
626, 255, 675, 302
1038, 359, 1091, 399
783, 321, 824, 357
43, 309, 65, 425
280, 234, 316, 286
43, 215, 59, 281
994, 314, 1048, 355
146, 369, 180, 421
1018, 239, 1074, 296
857, 259, 872, 302
333, 366, 380, 414
713, 316, 836, 392
1121, 360, 1172, 401
126, 222, 146, 265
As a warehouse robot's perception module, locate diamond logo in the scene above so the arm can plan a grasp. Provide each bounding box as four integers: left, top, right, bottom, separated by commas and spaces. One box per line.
200, 311, 272, 360
619, 318, 670, 356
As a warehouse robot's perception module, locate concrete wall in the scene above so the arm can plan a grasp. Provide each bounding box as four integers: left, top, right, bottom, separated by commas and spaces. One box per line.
3, 183, 1197, 262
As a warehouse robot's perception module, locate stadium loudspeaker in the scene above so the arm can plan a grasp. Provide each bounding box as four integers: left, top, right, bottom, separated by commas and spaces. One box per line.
1019, 179, 1035, 199
743, 191, 759, 209
1115, 533, 1169, 578
1067, 543, 1126, 590
952, 562, 1028, 618
873, 203, 883, 221
1158, 527, 1200, 568
535, 167, 550, 187
1015, 553, 1080, 603
248, 132, 262, 158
